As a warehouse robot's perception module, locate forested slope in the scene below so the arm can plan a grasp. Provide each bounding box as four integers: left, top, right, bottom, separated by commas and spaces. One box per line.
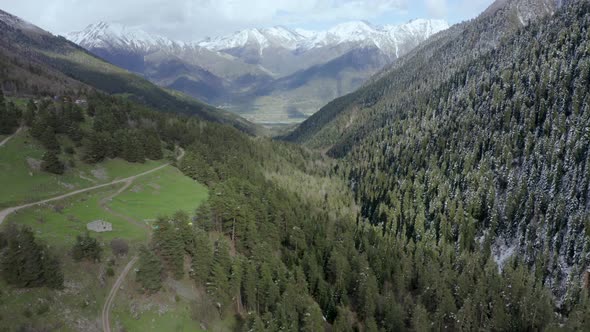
287, 0, 590, 315
284, 0, 559, 148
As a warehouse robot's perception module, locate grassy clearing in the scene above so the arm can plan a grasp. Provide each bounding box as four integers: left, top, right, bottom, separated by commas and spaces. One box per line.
111, 275, 237, 332
107, 166, 208, 222
113, 297, 205, 332
0, 159, 212, 331
0, 252, 147, 332
4, 185, 149, 246
0, 128, 166, 208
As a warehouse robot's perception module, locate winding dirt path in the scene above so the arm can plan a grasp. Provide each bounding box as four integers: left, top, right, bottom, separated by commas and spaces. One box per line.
101, 256, 138, 332
0, 163, 170, 225
0, 146, 185, 225
0, 146, 186, 332
99, 180, 146, 229
100, 147, 184, 332
0, 126, 22, 147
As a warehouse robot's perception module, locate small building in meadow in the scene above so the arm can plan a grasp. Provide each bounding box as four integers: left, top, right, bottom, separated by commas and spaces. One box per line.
87, 220, 112, 232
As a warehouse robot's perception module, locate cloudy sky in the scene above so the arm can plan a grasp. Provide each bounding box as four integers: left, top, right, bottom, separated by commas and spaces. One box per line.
0, 0, 494, 41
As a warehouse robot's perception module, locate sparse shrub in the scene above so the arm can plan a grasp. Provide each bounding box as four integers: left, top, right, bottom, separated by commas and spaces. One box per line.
23, 308, 32, 318
36, 303, 49, 315
110, 238, 129, 256
106, 267, 115, 277
53, 204, 65, 213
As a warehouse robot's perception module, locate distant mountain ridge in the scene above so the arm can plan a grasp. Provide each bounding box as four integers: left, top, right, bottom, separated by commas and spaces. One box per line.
66, 19, 449, 123
0, 9, 261, 135
68, 19, 449, 59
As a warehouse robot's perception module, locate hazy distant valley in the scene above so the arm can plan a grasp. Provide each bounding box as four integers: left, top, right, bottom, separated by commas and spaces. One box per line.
66, 19, 448, 124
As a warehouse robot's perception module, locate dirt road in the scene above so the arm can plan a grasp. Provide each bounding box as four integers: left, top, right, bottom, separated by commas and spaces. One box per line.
0, 126, 22, 147
101, 256, 138, 332
0, 145, 185, 225
0, 146, 186, 332
0, 163, 170, 225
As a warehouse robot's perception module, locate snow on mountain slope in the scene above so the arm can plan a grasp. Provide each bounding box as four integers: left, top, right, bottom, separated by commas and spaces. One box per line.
68, 19, 449, 58
200, 19, 449, 56
197, 26, 306, 51
301, 21, 382, 49
67, 22, 182, 52
0, 9, 49, 35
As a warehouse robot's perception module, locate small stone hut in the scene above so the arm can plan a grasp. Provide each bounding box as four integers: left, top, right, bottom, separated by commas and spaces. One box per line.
86, 220, 112, 232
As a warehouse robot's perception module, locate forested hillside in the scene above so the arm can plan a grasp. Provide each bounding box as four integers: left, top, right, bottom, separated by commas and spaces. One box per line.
3, 0, 590, 331
284, 0, 558, 147
0, 9, 260, 135
281, 0, 590, 325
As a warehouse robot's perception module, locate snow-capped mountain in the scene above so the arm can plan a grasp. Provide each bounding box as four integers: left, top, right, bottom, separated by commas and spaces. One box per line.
66, 19, 449, 123
68, 19, 448, 58
198, 26, 306, 52
196, 19, 449, 56
67, 22, 183, 52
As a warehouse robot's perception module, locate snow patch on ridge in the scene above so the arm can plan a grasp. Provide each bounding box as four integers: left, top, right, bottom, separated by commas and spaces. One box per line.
67, 18, 450, 59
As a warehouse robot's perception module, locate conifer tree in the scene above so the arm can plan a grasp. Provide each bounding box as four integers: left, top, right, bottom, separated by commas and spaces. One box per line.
191, 228, 213, 283
71, 233, 102, 262
41, 151, 65, 175
137, 246, 163, 293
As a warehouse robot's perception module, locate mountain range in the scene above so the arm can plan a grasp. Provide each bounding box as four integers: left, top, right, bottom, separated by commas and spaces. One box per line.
66, 19, 449, 123
0, 9, 260, 135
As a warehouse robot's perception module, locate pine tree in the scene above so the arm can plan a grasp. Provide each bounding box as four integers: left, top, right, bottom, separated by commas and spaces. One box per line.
71, 233, 102, 262
242, 261, 258, 312
152, 217, 184, 279
143, 129, 163, 160
332, 307, 354, 332
40, 126, 60, 151
136, 246, 163, 293
0, 225, 62, 289
41, 151, 65, 175
190, 228, 213, 283
17, 227, 45, 287
23, 99, 36, 126
206, 240, 232, 307
0, 94, 18, 134
42, 251, 64, 289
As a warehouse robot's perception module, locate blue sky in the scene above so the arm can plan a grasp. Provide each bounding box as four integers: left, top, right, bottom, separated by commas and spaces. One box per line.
0, 0, 495, 40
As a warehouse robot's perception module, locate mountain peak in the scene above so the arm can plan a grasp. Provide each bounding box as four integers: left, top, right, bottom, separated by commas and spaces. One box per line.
66, 21, 181, 51
197, 25, 305, 51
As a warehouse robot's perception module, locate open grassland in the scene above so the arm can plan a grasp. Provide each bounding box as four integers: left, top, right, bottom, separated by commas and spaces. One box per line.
0, 152, 212, 331
4, 185, 149, 246
107, 166, 208, 222
111, 272, 236, 332
0, 128, 166, 208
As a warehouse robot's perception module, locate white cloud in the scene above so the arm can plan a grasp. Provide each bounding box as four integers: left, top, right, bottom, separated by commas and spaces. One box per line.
0, 0, 493, 40
0, 0, 409, 39
425, 0, 447, 18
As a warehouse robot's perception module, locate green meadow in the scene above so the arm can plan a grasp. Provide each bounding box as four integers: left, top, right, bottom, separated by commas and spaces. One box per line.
107, 165, 209, 222
0, 118, 215, 331
0, 128, 166, 208
4, 185, 149, 247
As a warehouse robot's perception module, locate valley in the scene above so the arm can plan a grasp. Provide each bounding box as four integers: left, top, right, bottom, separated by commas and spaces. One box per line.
66, 19, 449, 124
1, 0, 590, 331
